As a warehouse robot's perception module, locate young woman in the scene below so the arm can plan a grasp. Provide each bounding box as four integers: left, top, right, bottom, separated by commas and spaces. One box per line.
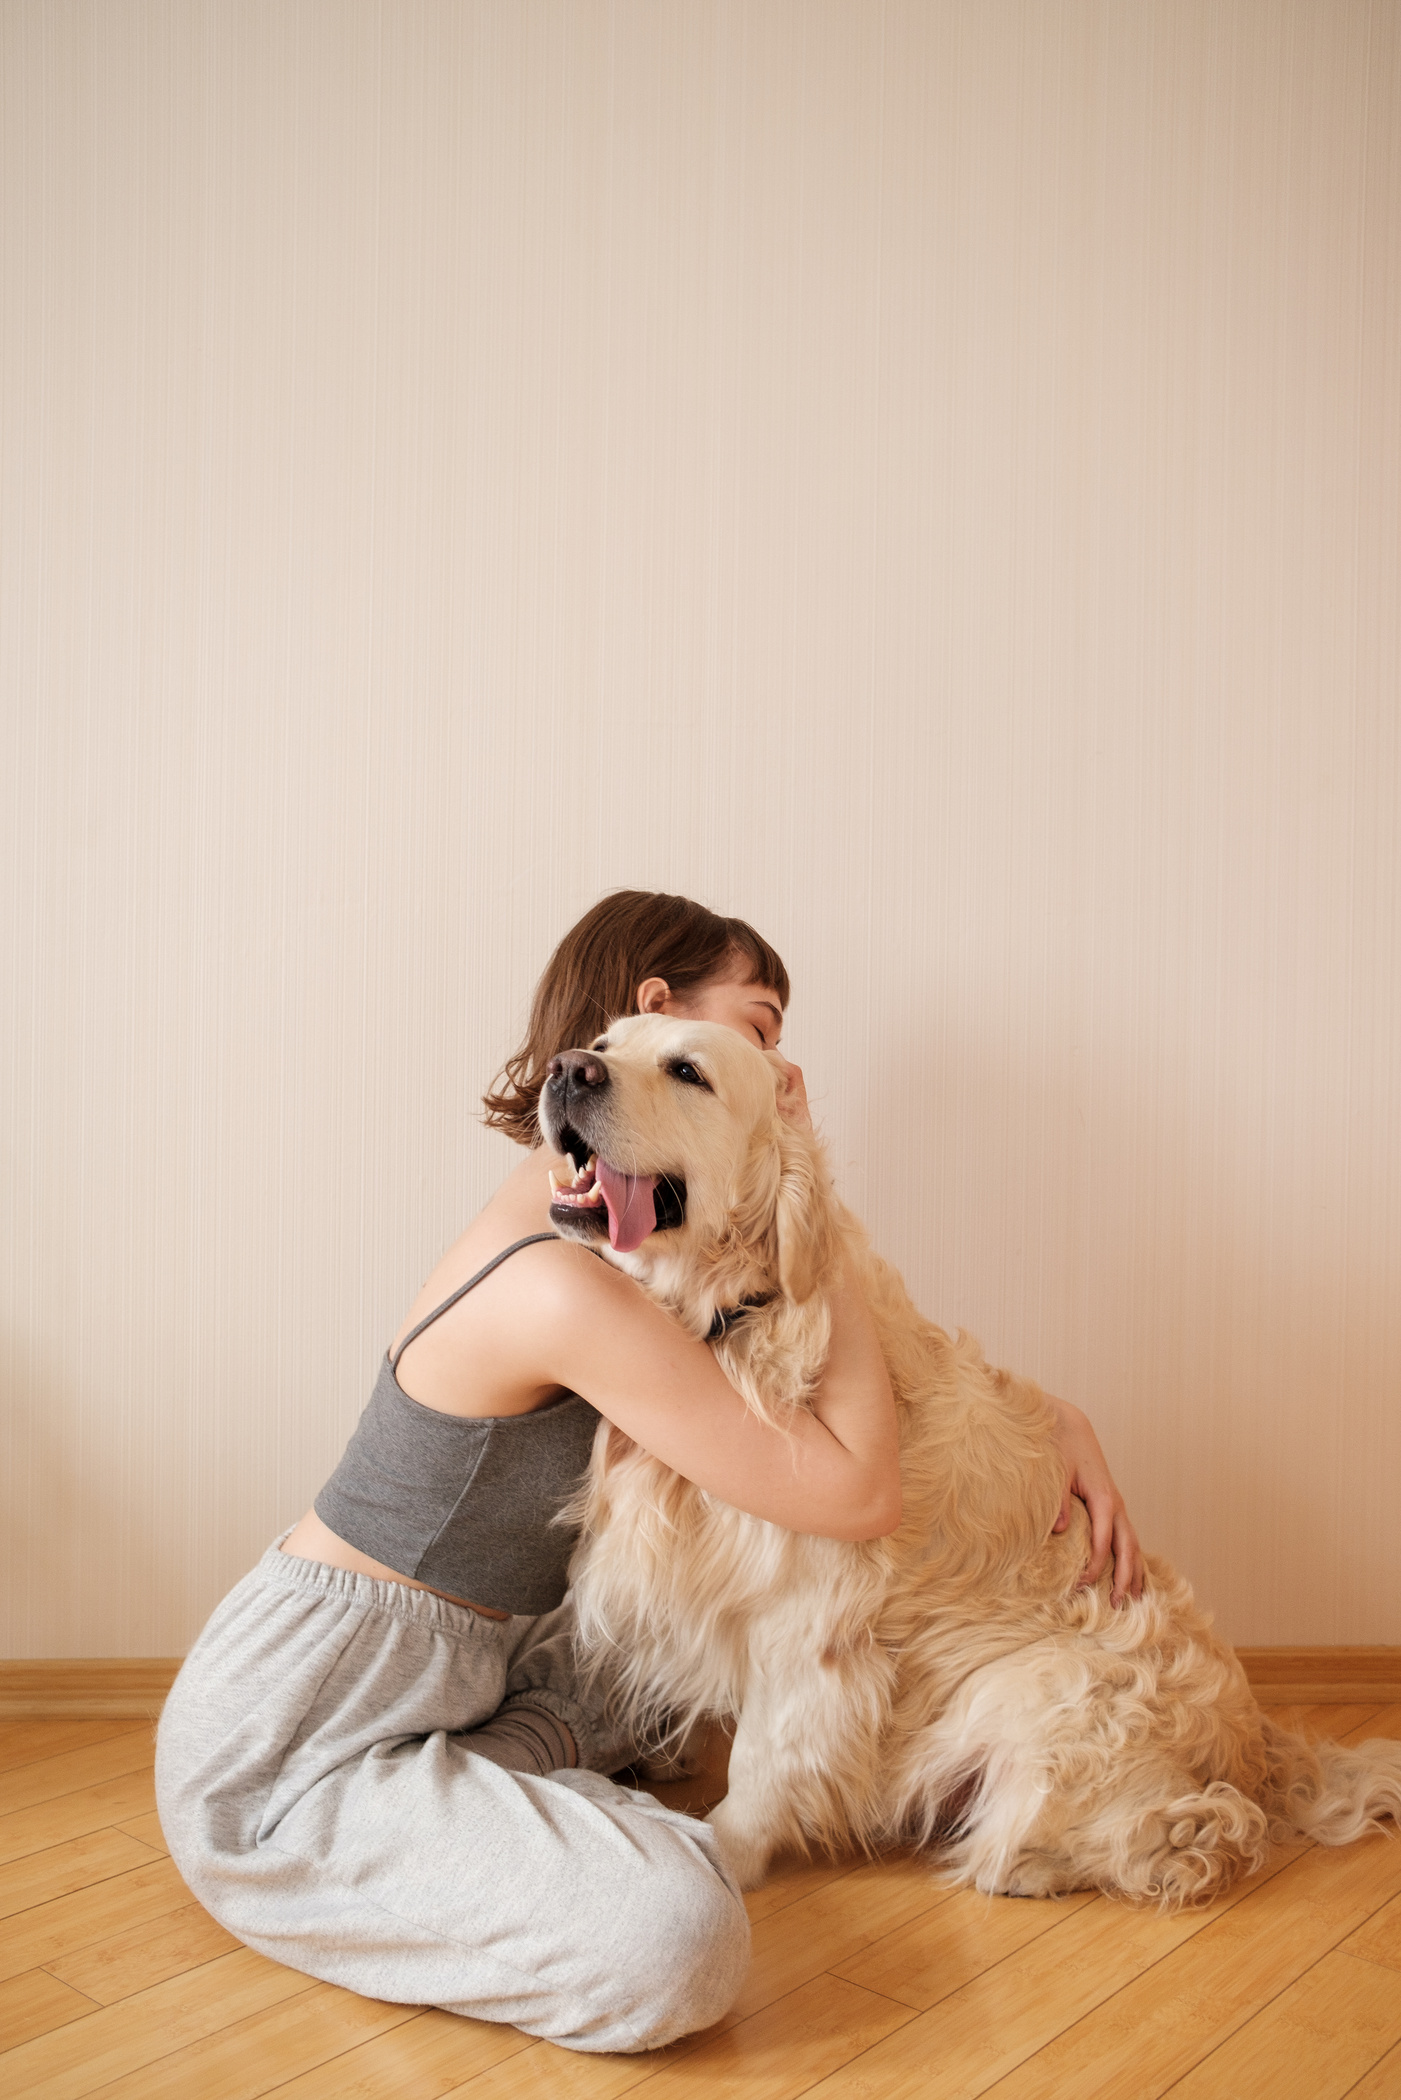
156, 890, 1143, 2056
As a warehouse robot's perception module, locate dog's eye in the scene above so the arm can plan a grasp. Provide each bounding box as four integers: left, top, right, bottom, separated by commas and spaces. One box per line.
668, 1061, 711, 1091
592, 1038, 609, 1051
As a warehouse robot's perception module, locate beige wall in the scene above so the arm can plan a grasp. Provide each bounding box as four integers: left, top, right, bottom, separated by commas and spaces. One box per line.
3, 0, 1398, 1655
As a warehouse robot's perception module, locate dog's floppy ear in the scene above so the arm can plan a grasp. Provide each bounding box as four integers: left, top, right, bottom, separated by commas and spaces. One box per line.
773, 1123, 840, 1305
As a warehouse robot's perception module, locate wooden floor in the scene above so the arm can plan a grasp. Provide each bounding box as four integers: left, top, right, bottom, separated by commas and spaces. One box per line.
2, 1705, 1400, 2099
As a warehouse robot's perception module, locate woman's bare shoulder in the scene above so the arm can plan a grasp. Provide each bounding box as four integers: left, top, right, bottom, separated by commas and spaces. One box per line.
482, 1146, 556, 1234
401, 1149, 558, 1319
388, 1147, 627, 1395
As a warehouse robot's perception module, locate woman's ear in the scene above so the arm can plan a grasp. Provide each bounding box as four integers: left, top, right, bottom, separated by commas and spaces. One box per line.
635, 976, 671, 1015
773, 1123, 839, 1304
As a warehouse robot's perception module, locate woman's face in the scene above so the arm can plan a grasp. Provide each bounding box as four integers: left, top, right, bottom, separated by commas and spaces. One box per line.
635, 971, 784, 1054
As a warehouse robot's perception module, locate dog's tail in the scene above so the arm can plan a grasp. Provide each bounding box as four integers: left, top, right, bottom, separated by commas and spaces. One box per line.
1262, 1716, 1401, 1847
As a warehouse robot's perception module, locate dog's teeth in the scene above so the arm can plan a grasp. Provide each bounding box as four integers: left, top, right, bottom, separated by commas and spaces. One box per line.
548, 1170, 562, 1196
586, 1154, 597, 1174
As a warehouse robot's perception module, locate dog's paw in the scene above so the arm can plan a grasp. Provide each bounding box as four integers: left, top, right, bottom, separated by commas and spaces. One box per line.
632, 1716, 715, 1783
705, 1803, 773, 1890
634, 1747, 705, 1783
992, 1854, 1086, 1899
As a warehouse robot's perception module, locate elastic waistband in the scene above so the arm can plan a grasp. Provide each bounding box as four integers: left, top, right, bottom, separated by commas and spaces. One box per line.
252, 1533, 534, 1641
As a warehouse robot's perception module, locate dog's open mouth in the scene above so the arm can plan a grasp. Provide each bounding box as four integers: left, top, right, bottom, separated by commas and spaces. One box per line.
548, 1134, 686, 1252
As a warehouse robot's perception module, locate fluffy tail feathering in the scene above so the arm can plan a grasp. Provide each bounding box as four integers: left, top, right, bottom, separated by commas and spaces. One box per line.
1262, 1717, 1401, 1848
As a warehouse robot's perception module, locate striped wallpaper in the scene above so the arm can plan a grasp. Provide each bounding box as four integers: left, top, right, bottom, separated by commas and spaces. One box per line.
3, 0, 1398, 1653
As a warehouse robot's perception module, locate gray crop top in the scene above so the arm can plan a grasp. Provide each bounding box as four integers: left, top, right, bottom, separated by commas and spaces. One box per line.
314, 1235, 601, 1615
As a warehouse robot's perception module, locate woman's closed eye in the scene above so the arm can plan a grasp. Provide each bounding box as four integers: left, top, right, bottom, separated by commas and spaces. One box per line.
748, 1000, 783, 1051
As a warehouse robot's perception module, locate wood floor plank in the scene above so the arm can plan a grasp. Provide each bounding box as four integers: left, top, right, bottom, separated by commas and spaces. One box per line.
1344, 1891, 1401, 1976
44, 1900, 240, 2004
72, 1979, 419, 2100
0, 1732, 155, 1818
621, 1973, 916, 2100
0, 1945, 315, 2099
437, 2035, 661, 2099
0, 1828, 164, 1923
1346, 2035, 1401, 2097
1342, 1707, 1401, 1744
719, 1854, 950, 2030
254, 2004, 532, 2098
965, 1827, 1401, 2100
1265, 1705, 1387, 1740
743, 1855, 864, 1925
113, 1810, 167, 1854
0, 1857, 192, 1983
0, 1725, 149, 1781
1166, 1948, 1401, 2100
794, 1840, 1309, 2100
0, 1772, 158, 1867
0, 1971, 99, 2053
832, 1884, 1098, 2010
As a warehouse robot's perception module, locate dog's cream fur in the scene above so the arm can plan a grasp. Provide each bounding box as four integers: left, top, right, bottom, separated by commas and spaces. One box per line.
544, 1014, 1401, 1902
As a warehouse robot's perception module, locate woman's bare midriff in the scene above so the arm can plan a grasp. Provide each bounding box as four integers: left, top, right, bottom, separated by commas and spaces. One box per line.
279, 1509, 512, 1620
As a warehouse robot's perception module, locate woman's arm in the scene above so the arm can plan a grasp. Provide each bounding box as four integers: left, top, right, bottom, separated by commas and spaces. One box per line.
526, 1243, 901, 1543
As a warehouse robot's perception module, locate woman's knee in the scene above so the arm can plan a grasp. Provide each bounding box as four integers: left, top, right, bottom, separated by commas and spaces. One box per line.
603, 1848, 751, 2050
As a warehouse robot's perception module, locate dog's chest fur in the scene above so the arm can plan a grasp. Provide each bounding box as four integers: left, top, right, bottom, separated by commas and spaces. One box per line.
567, 1247, 1082, 1740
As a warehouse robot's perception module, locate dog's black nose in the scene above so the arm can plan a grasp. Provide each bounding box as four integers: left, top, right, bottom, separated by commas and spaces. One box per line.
546, 1049, 609, 1093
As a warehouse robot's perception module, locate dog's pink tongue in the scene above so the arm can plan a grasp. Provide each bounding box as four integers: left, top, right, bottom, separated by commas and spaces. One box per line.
595, 1161, 658, 1252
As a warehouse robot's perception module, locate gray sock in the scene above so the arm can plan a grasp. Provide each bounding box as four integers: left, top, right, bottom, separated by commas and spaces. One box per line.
458, 1702, 577, 1776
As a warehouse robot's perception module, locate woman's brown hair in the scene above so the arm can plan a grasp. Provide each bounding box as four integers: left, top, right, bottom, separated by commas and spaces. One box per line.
482, 890, 791, 1147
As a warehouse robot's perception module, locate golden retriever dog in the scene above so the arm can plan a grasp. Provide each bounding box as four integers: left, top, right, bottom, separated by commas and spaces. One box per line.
538, 1014, 1401, 1905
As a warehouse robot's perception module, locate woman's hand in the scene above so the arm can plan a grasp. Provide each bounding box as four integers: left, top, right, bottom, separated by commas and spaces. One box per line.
1048, 1397, 1144, 1607
775, 1058, 813, 1130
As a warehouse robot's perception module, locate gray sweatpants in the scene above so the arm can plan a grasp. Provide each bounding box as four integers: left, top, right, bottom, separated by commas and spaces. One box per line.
154, 1538, 750, 2053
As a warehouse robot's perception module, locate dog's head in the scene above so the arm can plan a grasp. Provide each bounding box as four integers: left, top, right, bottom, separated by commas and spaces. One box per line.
537, 1013, 839, 1328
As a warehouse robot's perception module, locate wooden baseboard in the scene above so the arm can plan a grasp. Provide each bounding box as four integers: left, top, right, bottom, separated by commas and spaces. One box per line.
1, 1647, 1396, 1719
1236, 1648, 1401, 1704
0, 1659, 183, 1719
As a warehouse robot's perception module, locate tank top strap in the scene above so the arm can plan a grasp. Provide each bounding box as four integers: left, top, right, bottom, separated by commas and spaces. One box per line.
389, 1233, 561, 1370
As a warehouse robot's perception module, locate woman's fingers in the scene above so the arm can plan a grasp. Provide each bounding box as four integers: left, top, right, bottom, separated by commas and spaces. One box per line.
1081, 1490, 1116, 1590
1074, 1490, 1145, 1607
1112, 1510, 1146, 1606
1046, 1394, 1145, 1607
1052, 1485, 1073, 1533
776, 1060, 813, 1130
